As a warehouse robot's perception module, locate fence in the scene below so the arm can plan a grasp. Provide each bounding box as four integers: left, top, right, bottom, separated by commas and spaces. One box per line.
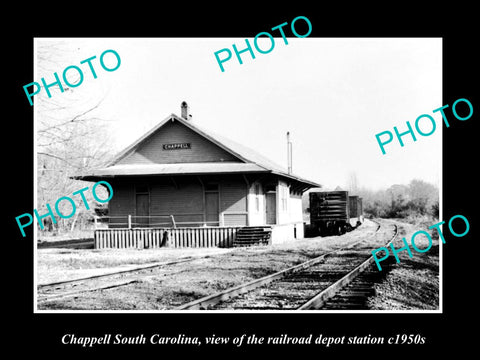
94, 226, 240, 249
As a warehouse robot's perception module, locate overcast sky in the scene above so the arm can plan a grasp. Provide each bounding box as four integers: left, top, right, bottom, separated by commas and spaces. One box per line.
35, 37, 442, 191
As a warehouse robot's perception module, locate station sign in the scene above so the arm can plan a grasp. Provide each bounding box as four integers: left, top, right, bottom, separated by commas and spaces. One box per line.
162, 143, 191, 150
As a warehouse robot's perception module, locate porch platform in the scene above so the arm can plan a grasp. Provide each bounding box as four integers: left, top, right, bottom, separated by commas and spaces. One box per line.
94, 222, 305, 249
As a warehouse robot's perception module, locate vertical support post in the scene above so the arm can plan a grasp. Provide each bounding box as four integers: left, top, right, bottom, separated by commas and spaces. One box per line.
220, 212, 225, 227
170, 215, 176, 228
197, 176, 206, 226
128, 214, 132, 229
242, 175, 250, 226
276, 181, 280, 225
94, 216, 98, 229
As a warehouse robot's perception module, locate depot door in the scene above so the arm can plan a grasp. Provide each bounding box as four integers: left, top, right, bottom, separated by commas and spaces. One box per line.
266, 192, 276, 225
205, 192, 219, 226
135, 193, 149, 227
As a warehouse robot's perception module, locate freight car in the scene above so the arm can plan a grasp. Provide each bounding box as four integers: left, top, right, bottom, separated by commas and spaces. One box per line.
308, 191, 364, 236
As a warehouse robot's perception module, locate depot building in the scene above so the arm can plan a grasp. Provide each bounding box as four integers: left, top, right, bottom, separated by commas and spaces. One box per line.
74, 102, 320, 248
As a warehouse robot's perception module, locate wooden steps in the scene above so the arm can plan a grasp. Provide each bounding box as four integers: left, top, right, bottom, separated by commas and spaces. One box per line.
233, 226, 272, 247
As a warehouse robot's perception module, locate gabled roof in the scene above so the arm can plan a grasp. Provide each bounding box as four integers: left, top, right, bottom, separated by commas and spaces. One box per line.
106, 114, 253, 166
74, 113, 321, 188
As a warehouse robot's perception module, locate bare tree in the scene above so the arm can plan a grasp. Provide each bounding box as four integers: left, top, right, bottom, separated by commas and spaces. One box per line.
36, 40, 114, 235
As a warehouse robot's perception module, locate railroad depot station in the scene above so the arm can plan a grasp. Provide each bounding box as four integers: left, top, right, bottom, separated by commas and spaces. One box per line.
74, 102, 320, 249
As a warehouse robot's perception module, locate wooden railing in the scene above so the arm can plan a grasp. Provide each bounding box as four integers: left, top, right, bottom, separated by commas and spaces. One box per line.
94, 227, 240, 249
94, 215, 220, 229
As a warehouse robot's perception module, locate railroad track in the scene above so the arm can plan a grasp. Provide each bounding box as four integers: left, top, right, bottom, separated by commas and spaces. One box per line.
177, 220, 397, 310
37, 255, 214, 304
38, 219, 397, 310
314, 257, 396, 310
37, 238, 94, 249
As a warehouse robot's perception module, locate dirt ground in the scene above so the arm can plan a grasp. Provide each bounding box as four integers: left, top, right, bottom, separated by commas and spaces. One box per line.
37, 219, 440, 311
37, 247, 235, 284
37, 220, 379, 285
368, 219, 440, 310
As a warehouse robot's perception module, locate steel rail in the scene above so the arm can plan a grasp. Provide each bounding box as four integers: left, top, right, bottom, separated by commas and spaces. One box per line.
298, 223, 398, 310
176, 222, 382, 310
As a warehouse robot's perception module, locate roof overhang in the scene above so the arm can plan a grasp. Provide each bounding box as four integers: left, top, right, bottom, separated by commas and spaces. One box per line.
72, 162, 269, 181
71, 162, 321, 192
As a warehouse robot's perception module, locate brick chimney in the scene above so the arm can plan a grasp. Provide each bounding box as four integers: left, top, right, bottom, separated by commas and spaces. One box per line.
181, 101, 190, 120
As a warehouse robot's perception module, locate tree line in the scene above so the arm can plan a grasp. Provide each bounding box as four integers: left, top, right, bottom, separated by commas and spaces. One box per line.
356, 179, 439, 220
